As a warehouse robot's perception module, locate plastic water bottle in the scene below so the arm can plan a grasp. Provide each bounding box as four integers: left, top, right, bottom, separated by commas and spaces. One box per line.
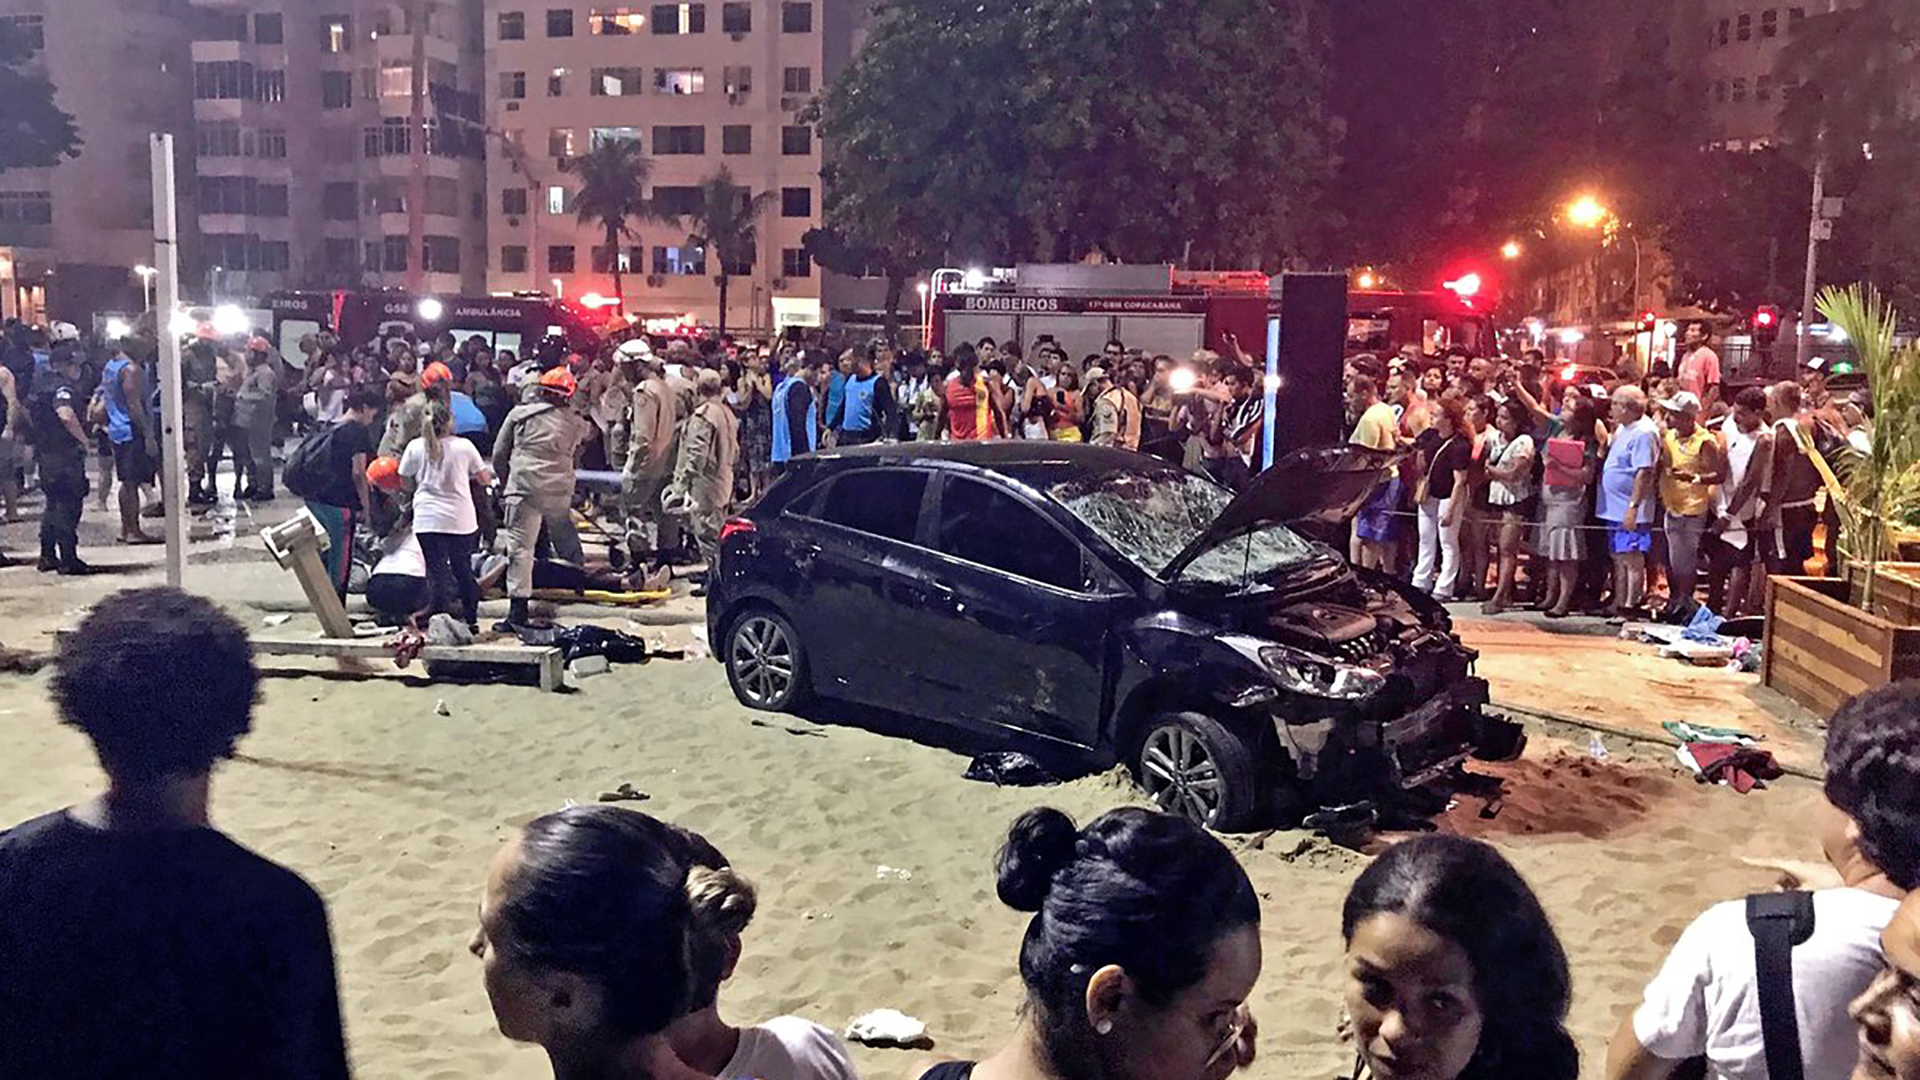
1587, 733, 1609, 760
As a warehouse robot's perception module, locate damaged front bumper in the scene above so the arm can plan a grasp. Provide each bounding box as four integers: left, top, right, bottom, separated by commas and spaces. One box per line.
1272, 677, 1501, 799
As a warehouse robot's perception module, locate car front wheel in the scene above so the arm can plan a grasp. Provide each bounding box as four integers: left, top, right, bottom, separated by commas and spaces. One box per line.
724, 608, 810, 712
1135, 712, 1261, 832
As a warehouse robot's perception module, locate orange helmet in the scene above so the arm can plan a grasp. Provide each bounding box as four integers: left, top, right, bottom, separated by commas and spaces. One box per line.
537, 366, 578, 398
365, 456, 402, 492
420, 361, 454, 389
247, 335, 272, 353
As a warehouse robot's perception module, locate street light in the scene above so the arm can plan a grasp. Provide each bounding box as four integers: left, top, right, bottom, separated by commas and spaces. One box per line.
133, 264, 157, 311
1566, 195, 1609, 229
1500, 241, 1523, 260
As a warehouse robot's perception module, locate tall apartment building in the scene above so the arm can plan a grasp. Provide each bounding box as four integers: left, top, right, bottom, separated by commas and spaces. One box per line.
0, 0, 197, 321
484, 0, 857, 330
188, 0, 490, 299
1692, 0, 1840, 148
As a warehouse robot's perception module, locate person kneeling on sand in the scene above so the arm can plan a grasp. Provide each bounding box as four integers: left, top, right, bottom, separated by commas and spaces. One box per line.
662, 823, 858, 1080
0, 587, 350, 1080
1606, 681, 1920, 1080
471, 804, 718, 1080
1848, 888, 1920, 1079
1337, 834, 1578, 1080
909, 807, 1261, 1080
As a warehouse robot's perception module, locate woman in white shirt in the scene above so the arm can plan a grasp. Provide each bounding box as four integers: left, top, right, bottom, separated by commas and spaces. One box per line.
1482, 398, 1536, 615
399, 400, 493, 631
666, 824, 859, 1080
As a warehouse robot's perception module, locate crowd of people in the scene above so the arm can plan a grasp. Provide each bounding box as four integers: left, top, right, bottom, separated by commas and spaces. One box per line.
1342, 324, 1858, 621
2, 585, 1917, 1080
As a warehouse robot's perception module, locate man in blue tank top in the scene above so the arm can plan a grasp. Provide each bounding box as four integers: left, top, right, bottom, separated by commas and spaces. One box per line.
98, 330, 159, 544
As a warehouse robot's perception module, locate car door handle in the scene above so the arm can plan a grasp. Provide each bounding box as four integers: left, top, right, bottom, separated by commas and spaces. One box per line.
793, 541, 821, 568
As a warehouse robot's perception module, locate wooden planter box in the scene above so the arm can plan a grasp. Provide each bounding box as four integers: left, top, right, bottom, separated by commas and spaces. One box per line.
1764, 576, 1920, 717
1842, 562, 1920, 627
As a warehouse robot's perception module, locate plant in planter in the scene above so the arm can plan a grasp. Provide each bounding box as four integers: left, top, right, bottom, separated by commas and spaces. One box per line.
1762, 284, 1920, 715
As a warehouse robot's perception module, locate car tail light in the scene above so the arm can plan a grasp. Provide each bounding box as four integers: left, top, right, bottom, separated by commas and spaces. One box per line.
719, 518, 756, 544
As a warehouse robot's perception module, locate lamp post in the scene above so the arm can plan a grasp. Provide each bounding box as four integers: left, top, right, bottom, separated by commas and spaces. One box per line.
134, 264, 157, 311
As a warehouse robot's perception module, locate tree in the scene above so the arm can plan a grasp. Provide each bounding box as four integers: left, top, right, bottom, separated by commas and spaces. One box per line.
0, 20, 79, 173
678, 166, 774, 335
811, 0, 1336, 272
563, 137, 655, 311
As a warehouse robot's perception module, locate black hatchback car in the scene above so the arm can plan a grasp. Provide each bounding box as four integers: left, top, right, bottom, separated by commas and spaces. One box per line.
705, 441, 1521, 830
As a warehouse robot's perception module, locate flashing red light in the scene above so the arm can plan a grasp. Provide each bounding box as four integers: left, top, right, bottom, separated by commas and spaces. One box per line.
1562, 364, 1578, 381
1754, 309, 1777, 327
1443, 272, 1484, 299
719, 518, 757, 544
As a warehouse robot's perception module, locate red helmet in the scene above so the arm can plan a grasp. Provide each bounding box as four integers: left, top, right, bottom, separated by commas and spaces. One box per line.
420, 361, 454, 389
537, 366, 578, 398
365, 456, 402, 492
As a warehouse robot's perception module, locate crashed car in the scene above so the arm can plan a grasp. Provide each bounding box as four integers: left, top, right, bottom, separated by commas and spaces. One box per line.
704, 441, 1522, 830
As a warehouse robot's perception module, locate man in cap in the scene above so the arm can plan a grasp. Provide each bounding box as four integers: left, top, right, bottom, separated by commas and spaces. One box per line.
1656, 389, 1723, 617
621, 341, 679, 577
234, 336, 280, 502
665, 370, 739, 594
378, 360, 452, 460
26, 336, 93, 573
491, 366, 588, 631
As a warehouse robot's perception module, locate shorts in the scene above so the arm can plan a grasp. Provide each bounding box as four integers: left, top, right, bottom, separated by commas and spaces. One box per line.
1778, 505, 1817, 563
1355, 477, 1402, 542
1609, 523, 1653, 555
111, 437, 158, 487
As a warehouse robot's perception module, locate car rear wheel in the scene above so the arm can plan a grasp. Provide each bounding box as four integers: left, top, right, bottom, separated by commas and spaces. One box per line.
1135, 712, 1260, 832
725, 608, 810, 712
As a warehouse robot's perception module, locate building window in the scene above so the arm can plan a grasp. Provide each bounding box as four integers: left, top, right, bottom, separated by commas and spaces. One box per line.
547, 186, 568, 215
322, 182, 358, 221
722, 2, 750, 32
548, 245, 576, 273
383, 236, 411, 273
364, 116, 411, 156
0, 14, 44, 51
502, 188, 529, 216
547, 8, 574, 36
781, 248, 812, 279
652, 126, 705, 154
499, 11, 525, 38
781, 2, 811, 32
1757, 73, 1774, 101
254, 12, 283, 44
256, 183, 289, 217
423, 235, 461, 273
548, 128, 576, 158
322, 15, 351, 52
548, 67, 568, 96
1789, 7, 1805, 28
591, 7, 646, 33
321, 71, 354, 109
501, 71, 528, 99
721, 65, 753, 96
195, 61, 256, 101
656, 67, 705, 95
1730, 76, 1748, 102
258, 128, 287, 159
652, 186, 702, 216
1716, 18, 1728, 45
782, 67, 812, 94
502, 245, 529, 273
590, 126, 642, 149
652, 245, 706, 275
256, 69, 286, 103
781, 125, 811, 155
651, 3, 705, 34
0, 191, 51, 225
1761, 8, 1778, 36
590, 67, 645, 96
1736, 12, 1751, 40
196, 122, 243, 158
781, 187, 811, 217
1713, 80, 1727, 103
721, 125, 751, 154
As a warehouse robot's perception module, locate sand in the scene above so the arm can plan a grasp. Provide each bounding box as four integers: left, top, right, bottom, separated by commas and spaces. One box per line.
0, 495, 1836, 1080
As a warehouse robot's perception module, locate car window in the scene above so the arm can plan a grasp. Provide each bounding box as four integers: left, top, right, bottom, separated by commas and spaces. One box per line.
937, 477, 1086, 591
816, 469, 927, 543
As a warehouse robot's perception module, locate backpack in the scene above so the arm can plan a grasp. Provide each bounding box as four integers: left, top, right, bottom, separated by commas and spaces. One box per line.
283, 424, 340, 500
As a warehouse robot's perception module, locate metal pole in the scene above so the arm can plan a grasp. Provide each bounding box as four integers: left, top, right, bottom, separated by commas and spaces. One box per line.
405, 0, 428, 292
1795, 155, 1826, 370
150, 134, 187, 587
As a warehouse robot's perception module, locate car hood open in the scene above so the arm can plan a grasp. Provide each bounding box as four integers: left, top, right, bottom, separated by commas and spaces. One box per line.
1160, 444, 1401, 580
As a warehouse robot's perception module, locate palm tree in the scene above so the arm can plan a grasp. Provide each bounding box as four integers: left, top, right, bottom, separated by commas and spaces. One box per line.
562, 137, 655, 312
680, 166, 775, 334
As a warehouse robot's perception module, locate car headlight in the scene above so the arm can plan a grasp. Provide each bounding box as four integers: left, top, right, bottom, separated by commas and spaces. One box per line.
1221, 635, 1387, 701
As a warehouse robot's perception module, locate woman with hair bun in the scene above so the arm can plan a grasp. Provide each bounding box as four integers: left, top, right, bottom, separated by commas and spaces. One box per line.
663, 825, 859, 1080
913, 806, 1262, 1080
469, 805, 713, 1080
1338, 834, 1577, 1080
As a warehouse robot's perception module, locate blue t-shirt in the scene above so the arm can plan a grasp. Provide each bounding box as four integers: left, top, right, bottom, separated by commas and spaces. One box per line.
449, 391, 489, 436
839, 374, 880, 433
1597, 416, 1658, 522
102, 355, 137, 445
823, 372, 848, 430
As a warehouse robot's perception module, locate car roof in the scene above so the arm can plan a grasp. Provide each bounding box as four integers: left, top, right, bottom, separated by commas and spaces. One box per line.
808, 441, 1178, 487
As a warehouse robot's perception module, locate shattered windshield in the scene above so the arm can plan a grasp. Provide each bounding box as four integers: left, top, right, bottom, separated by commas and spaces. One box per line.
1051, 469, 1320, 588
